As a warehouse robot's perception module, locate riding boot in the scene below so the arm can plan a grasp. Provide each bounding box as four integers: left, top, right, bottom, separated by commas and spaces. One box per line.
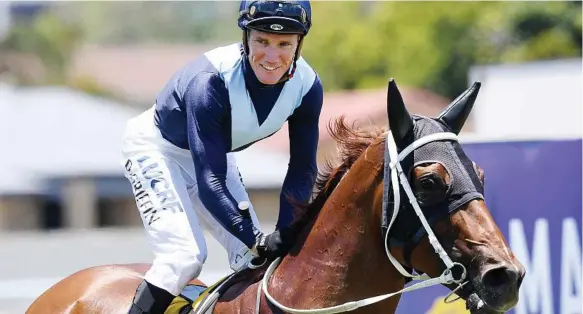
128, 280, 175, 314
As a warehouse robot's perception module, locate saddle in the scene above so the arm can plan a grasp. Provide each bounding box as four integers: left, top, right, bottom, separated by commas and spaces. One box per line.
164, 267, 266, 314
164, 272, 234, 314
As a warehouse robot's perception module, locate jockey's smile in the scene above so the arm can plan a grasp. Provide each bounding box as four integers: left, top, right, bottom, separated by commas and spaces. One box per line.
248, 30, 300, 85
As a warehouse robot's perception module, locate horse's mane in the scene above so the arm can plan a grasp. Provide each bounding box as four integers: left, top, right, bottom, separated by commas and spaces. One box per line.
283, 116, 387, 249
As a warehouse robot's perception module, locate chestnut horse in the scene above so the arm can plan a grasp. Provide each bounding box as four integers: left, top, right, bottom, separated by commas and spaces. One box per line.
27, 79, 525, 314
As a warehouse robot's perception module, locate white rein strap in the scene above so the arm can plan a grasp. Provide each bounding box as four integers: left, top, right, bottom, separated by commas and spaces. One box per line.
257, 132, 467, 314
258, 256, 456, 314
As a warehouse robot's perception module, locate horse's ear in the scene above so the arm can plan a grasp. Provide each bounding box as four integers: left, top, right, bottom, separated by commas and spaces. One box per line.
387, 78, 414, 150
437, 81, 481, 134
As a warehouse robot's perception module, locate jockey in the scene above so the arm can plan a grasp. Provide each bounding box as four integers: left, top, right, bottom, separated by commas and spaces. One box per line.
121, 1, 322, 313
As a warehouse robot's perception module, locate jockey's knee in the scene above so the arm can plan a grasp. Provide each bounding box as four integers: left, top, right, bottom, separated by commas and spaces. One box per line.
146, 244, 208, 296
183, 245, 208, 277
175, 245, 208, 286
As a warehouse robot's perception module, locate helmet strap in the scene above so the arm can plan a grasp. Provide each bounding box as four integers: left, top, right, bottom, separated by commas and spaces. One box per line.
242, 30, 250, 55
287, 35, 304, 80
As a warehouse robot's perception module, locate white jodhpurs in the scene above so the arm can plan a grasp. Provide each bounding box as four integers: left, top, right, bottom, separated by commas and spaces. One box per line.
121, 106, 261, 296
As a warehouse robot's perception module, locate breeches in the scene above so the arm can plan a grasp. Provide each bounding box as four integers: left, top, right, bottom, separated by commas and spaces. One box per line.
121, 107, 261, 296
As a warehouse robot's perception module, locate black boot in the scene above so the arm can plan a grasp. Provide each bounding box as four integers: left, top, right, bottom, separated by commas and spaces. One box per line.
128, 280, 175, 314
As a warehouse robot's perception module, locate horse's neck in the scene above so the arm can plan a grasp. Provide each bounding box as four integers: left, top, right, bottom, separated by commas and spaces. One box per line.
270, 143, 405, 312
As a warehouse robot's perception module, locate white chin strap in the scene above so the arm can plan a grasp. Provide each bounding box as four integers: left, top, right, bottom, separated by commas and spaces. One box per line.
255, 132, 468, 314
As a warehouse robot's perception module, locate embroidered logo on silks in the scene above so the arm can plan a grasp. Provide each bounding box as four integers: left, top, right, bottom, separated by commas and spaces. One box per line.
125, 157, 184, 225
270, 24, 283, 31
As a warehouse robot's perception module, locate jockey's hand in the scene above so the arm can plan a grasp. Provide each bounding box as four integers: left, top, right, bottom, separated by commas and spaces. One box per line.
254, 230, 286, 261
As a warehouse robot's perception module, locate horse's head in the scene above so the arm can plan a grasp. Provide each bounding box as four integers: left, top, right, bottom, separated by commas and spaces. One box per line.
383, 79, 525, 313
268, 79, 526, 314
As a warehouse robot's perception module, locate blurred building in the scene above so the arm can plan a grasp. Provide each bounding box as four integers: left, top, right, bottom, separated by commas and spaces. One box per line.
0, 82, 289, 231
68, 44, 219, 105
468, 58, 582, 139
0, 80, 453, 232
0, 2, 10, 42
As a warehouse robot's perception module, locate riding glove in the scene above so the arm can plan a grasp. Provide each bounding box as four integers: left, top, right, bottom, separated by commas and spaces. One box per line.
254, 230, 287, 261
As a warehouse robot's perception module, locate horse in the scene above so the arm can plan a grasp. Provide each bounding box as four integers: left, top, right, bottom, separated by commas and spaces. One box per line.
26, 79, 525, 314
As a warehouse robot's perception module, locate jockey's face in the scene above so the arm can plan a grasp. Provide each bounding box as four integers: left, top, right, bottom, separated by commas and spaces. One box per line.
248, 29, 300, 85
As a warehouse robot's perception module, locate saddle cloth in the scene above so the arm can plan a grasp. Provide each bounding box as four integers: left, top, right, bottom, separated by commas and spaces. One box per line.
165, 272, 236, 314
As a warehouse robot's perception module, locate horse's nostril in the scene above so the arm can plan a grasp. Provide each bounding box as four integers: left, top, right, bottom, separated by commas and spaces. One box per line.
482, 266, 519, 292
516, 271, 524, 289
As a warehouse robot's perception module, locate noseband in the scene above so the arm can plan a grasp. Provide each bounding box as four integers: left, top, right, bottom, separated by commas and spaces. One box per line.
255, 131, 468, 314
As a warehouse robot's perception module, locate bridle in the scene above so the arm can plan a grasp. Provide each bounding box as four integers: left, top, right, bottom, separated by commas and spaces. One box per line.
253, 130, 470, 314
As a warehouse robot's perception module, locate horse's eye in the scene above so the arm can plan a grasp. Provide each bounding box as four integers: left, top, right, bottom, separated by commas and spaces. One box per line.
420, 177, 435, 189
414, 173, 449, 206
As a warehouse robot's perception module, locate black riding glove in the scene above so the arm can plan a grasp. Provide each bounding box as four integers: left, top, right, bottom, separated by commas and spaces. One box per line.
255, 229, 287, 261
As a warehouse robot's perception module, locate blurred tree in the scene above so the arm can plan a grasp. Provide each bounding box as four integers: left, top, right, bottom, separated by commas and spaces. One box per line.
63, 1, 240, 44
0, 7, 116, 98
303, 1, 582, 98
500, 2, 582, 61
0, 11, 83, 84
301, 2, 387, 90
1, 1, 580, 100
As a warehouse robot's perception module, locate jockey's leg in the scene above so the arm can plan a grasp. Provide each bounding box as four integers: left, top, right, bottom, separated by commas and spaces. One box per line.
123, 153, 206, 313
189, 152, 262, 272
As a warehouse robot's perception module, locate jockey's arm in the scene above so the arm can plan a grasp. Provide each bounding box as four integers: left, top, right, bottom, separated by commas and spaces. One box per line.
184, 72, 259, 249
278, 75, 324, 229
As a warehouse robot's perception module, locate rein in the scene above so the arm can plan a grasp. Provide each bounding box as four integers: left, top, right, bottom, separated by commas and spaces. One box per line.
253, 131, 468, 314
